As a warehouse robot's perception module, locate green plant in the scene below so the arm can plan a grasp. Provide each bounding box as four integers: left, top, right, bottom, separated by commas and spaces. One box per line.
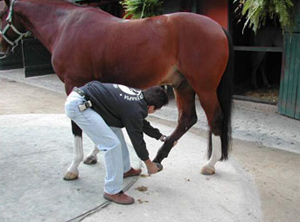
120, 0, 163, 19
236, 0, 294, 33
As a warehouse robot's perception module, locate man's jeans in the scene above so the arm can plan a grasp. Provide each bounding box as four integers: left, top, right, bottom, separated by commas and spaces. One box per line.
65, 91, 131, 194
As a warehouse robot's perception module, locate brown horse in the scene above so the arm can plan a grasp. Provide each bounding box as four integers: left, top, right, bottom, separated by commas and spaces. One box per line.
0, 0, 233, 179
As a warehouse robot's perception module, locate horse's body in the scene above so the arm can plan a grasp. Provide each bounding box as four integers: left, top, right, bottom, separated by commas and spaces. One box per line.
0, 0, 233, 179
251, 26, 283, 88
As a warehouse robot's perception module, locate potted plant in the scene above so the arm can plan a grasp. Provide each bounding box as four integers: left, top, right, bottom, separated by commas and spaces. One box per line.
120, 0, 163, 18
236, 0, 295, 33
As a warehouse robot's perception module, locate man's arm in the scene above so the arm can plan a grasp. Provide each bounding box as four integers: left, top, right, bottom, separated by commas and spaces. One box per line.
125, 117, 160, 174
143, 119, 166, 141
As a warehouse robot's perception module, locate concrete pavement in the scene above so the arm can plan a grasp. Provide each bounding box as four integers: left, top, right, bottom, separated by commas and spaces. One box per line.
1, 69, 299, 222
0, 114, 262, 222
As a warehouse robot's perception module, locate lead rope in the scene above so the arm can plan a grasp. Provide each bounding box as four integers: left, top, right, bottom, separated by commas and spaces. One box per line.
65, 177, 139, 222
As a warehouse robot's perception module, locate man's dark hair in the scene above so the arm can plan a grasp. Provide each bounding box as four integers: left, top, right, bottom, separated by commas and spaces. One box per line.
143, 86, 169, 110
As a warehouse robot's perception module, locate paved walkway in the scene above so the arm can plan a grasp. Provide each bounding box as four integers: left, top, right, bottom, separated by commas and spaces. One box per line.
0, 69, 299, 222
0, 114, 261, 222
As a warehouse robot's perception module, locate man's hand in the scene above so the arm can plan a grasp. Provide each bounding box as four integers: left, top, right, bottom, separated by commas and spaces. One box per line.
144, 159, 159, 175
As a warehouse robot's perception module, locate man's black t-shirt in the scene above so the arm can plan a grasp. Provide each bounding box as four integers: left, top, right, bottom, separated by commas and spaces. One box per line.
80, 81, 161, 161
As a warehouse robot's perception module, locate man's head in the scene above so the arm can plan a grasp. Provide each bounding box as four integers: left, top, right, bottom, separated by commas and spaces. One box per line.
143, 86, 169, 113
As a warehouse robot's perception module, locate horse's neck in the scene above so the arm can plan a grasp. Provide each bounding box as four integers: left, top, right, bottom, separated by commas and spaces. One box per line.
14, 0, 112, 52
14, 1, 69, 51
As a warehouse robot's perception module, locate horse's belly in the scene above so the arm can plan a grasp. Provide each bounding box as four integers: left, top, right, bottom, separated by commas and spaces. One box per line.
100, 62, 174, 89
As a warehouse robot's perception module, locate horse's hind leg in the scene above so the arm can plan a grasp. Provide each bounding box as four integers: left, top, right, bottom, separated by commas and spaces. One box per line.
260, 56, 271, 88
197, 92, 223, 175
153, 83, 197, 163
251, 52, 267, 88
64, 121, 84, 180
84, 146, 99, 164
201, 131, 222, 175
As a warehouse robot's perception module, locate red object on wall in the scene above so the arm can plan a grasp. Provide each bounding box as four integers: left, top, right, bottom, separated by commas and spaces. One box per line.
201, 0, 228, 29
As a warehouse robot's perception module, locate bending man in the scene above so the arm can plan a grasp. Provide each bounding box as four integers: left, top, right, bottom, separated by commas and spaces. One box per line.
65, 81, 169, 205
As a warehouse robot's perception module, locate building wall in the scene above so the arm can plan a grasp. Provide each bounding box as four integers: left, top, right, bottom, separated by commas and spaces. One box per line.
198, 0, 228, 29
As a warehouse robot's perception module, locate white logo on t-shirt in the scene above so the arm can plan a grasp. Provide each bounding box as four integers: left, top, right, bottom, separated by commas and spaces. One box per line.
114, 84, 143, 101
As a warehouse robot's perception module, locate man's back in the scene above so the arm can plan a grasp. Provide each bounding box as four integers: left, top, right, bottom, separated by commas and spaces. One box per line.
81, 81, 148, 128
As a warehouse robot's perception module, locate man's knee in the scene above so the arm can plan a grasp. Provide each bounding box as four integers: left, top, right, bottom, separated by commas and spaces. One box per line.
101, 136, 121, 152
65, 101, 79, 119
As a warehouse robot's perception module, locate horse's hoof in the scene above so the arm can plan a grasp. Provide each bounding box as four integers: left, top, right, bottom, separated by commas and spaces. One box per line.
201, 165, 215, 175
84, 155, 97, 165
63, 171, 79, 180
155, 162, 163, 172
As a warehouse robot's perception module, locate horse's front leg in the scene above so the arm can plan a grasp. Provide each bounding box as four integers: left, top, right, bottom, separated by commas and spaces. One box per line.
153, 86, 197, 163
64, 121, 84, 180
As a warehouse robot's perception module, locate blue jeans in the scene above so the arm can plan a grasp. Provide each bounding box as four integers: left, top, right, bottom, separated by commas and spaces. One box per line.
65, 91, 131, 194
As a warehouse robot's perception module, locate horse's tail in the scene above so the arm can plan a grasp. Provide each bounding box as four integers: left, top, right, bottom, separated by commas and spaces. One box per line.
208, 28, 234, 161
